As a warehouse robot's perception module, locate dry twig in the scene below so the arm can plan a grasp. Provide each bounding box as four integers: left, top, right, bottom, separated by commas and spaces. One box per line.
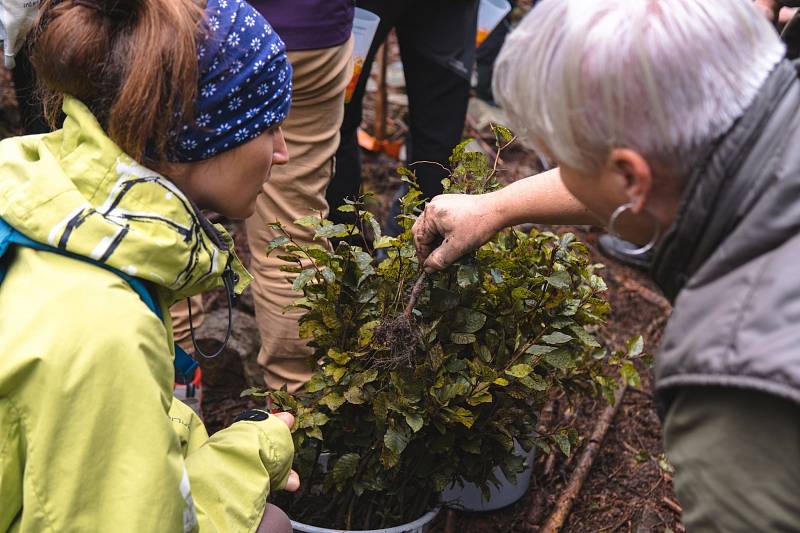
540, 384, 628, 533
661, 496, 683, 516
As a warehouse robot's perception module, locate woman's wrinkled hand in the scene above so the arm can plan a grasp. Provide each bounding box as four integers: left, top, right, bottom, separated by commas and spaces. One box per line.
273, 412, 301, 492
413, 193, 503, 273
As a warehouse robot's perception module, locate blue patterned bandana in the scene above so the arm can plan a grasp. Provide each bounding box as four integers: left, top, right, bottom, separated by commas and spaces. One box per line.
172, 0, 293, 162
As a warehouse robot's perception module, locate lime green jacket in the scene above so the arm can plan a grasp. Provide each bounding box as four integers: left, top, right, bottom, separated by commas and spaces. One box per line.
0, 98, 294, 532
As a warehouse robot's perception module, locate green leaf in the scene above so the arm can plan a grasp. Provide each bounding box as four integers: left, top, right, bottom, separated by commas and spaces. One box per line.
455, 307, 487, 333
542, 331, 572, 345
240, 387, 267, 398
554, 432, 571, 456
626, 335, 645, 358
544, 349, 572, 369
590, 274, 608, 291
506, 364, 533, 378
526, 344, 557, 356
337, 204, 356, 213
315, 223, 355, 239
451, 333, 476, 345
569, 324, 601, 348
511, 287, 533, 300
431, 288, 459, 312
447, 407, 475, 428
520, 374, 548, 391
373, 393, 390, 423
351, 369, 379, 388
267, 235, 290, 252
490, 268, 505, 284
373, 235, 399, 249
327, 366, 346, 383
457, 264, 480, 288
358, 320, 380, 346
327, 348, 350, 365
319, 392, 346, 412
493, 377, 509, 386
657, 453, 675, 474
634, 450, 650, 463
477, 344, 492, 363
384, 426, 411, 456
405, 413, 424, 433
344, 386, 366, 404
467, 390, 493, 406
321, 267, 336, 285
545, 270, 572, 289
620, 361, 641, 388
292, 268, 316, 291
294, 214, 320, 228
332, 453, 360, 488
353, 251, 375, 277
492, 124, 514, 143
305, 374, 327, 393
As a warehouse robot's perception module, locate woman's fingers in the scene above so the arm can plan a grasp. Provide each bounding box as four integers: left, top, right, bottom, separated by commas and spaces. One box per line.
285, 470, 301, 492
270, 411, 300, 492
273, 411, 295, 429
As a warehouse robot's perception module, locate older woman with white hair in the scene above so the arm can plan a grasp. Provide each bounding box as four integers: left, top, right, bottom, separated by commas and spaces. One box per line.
413, 0, 800, 529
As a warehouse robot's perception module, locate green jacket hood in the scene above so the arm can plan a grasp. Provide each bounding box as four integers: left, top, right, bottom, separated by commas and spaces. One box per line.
0, 97, 251, 303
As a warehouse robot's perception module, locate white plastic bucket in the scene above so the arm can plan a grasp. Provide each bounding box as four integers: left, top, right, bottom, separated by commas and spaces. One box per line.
291, 507, 440, 533
345, 8, 381, 102
440, 441, 535, 512
476, 0, 512, 47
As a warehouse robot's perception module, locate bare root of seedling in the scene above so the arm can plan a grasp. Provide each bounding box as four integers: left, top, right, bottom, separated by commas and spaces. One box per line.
370, 273, 428, 369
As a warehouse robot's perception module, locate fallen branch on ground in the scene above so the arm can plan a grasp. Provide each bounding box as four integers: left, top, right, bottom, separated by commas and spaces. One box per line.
539, 384, 628, 533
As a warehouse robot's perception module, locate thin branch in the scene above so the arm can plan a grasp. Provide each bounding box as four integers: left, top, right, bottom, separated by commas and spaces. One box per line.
539, 383, 628, 533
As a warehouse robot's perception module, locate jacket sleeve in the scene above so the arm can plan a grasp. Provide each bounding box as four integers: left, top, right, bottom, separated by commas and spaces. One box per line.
169, 399, 295, 532
185, 415, 295, 532
4, 266, 293, 533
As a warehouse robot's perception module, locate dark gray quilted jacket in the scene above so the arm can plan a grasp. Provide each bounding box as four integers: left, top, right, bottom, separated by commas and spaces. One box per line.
652, 59, 800, 409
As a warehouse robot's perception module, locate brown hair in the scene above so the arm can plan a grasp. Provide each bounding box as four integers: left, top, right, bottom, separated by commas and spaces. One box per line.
31, 0, 205, 161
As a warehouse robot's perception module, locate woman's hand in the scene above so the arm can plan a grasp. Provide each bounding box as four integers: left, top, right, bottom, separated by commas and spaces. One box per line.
273, 412, 301, 492
413, 193, 505, 272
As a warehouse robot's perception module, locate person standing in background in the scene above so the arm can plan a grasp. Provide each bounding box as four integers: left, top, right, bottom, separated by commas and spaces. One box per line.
244, 1, 355, 392
326, 0, 478, 236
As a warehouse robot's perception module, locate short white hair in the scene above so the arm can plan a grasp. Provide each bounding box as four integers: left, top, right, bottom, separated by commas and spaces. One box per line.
493, 0, 786, 175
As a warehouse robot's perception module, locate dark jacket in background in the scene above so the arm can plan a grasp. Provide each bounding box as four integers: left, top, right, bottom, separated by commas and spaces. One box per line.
652, 59, 800, 410
249, 0, 355, 51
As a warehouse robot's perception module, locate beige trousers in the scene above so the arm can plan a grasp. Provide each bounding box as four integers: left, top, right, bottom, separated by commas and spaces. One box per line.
171, 294, 205, 354
245, 39, 353, 393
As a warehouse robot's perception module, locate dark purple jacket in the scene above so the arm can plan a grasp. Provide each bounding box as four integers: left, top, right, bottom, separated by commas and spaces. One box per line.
250, 0, 355, 51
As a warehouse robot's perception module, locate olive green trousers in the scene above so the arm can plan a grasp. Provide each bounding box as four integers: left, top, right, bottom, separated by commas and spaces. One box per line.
664, 387, 800, 532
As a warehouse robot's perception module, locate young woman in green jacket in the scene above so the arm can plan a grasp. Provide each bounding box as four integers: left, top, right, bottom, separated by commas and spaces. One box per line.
0, 0, 301, 531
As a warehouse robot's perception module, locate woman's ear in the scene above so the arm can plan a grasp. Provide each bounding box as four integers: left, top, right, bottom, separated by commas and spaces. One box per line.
608, 148, 653, 213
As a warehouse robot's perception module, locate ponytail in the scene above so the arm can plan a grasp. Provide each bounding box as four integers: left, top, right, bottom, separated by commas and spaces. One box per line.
31, 0, 205, 161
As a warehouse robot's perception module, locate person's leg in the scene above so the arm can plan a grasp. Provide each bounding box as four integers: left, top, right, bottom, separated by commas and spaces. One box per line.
663, 387, 800, 532
256, 503, 292, 533
327, 1, 404, 224
396, 21, 471, 202
170, 295, 206, 353
245, 40, 352, 392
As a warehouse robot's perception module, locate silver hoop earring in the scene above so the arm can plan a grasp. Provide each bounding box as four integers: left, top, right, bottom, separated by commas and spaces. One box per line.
606, 203, 661, 256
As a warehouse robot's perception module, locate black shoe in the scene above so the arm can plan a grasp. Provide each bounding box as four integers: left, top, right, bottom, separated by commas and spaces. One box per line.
597, 233, 653, 271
